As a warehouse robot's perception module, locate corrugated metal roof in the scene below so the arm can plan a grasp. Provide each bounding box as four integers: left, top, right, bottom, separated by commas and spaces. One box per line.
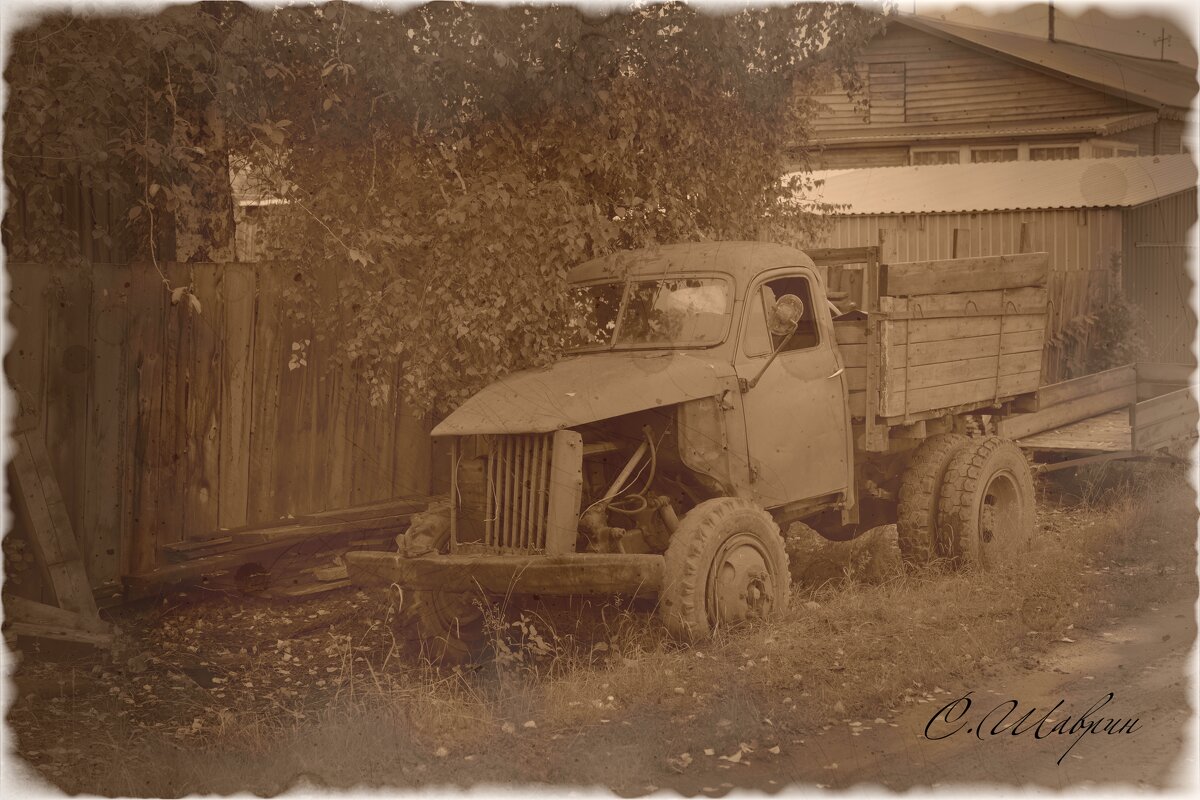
816, 112, 1158, 145
802, 154, 1198, 215
899, 16, 1197, 111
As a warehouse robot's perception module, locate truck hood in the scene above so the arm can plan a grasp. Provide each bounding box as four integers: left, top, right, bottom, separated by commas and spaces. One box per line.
433, 351, 735, 436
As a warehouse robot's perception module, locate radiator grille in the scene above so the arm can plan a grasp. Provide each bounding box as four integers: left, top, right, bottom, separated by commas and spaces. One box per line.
485, 433, 553, 552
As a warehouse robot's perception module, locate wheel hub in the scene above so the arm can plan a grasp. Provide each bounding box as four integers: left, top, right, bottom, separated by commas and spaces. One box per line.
707, 533, 776, 628
979, 469, 1020, 559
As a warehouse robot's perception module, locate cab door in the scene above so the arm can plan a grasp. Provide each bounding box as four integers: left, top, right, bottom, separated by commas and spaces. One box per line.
734, 268, 850, 509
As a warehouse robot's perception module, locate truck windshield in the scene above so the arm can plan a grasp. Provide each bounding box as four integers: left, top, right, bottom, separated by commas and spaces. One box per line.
566, 276, 731, 350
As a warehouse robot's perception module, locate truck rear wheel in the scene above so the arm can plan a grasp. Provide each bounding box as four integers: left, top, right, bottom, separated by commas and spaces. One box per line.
392, 588, 487, 665
937, 437, 1035, 568
659, 497, 790, 641
897, 433, 969, 565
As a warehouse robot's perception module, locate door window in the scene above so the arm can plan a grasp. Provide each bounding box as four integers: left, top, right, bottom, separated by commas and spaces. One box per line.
743, 275, 820, 357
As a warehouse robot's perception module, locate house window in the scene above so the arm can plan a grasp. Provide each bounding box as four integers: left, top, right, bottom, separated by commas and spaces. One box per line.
970, 148, 1019, 163
1030, 146, 1080, 161
911, 149, 960, 166
1089, 140, 1139, 158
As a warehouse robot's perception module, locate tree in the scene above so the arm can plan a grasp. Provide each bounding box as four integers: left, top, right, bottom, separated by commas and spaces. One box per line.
4, 1, 884, 415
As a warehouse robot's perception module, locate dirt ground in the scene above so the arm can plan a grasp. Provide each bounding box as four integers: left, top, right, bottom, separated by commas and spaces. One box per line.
4, 464, 1198, 795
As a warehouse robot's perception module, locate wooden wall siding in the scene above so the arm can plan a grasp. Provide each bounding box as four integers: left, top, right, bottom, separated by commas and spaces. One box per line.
810, 25, 1142, 133
1123, 190, 1198, 365
1158, 119, 1186, 155
7, 261, 433, 586
814, 208, 1126, 382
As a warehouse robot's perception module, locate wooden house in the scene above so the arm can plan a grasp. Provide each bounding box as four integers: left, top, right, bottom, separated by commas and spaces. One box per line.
801, 15, 1194, 171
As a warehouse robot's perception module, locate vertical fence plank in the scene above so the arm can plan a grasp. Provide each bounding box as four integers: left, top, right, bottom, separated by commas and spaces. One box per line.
248, 263, 283, 524
219, 264, 256, 529
181, 265, 222, 539
273, 281, 314, 518
43, 264, 92, 557
157, 263, 191, 547
82, 264, 130, 587
126, 262, 167, 575
6, 263, 51, 429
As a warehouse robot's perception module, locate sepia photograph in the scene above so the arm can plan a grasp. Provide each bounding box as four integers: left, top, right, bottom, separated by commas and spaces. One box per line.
1, 0, 1197, 795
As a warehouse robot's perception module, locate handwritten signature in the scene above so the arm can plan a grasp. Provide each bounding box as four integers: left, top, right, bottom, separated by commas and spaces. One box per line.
925, 692, 1141, 764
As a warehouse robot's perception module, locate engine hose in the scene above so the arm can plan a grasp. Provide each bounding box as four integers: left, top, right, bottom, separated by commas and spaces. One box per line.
636, 426, 658, 495
608, 493, 648, 515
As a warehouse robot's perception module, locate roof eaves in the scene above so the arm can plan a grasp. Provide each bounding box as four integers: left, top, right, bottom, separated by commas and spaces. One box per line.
893, 16, 1184, 112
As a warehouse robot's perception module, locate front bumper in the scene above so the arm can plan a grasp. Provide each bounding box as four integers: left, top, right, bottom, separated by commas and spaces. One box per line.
344, 551, 665, 597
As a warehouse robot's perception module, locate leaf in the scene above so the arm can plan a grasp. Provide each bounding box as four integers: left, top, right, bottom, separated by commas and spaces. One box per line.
127, 205, 142, 221
188, 294, 202, 315
170, 286, 185, 305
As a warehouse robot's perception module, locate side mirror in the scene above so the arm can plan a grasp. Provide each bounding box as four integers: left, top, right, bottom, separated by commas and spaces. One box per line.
767, 294, 805, 336
743, 294, 806, 393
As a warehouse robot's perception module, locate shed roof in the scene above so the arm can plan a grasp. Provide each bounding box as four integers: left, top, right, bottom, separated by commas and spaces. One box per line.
897, 16, 1197, 111
802, 154, 1197, 215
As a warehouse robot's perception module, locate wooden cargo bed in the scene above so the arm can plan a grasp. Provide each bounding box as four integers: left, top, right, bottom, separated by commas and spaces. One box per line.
1018, 409, 1132, 453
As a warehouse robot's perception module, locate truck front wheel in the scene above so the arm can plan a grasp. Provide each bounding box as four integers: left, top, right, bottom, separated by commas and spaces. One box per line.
392, 588, 487, 665
937, 437, 1036, 568
659, 497, 790, 641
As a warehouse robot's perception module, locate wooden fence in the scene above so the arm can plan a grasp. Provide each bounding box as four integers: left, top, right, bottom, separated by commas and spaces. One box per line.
6, 261, 432, 590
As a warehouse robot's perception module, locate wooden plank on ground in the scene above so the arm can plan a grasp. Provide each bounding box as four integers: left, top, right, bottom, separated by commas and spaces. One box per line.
1033, 364, 1136, 410
11, 431, 102, 620
219, 264, 256, 529
3, 594, 110, 634
231, 511, 414, 545
881, 252, 1048, 297
82, 264, 130, 587
996, 384, 1138, 440
6, 622, 113, 649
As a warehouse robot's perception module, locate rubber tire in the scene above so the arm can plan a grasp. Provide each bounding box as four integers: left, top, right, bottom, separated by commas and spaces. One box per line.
393, 589, 487, 665
896, 434, 970, 565
937, 437, 1036, 568
659, 497, 790, 642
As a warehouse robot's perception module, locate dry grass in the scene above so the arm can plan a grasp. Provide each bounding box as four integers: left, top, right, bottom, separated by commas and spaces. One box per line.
10, 463, 1197, 795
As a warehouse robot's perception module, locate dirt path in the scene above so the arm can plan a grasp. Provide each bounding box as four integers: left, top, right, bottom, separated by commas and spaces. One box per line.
663, 596, 1197, 791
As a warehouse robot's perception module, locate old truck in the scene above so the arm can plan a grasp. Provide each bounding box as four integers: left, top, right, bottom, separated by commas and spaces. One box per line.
345, 242, 1196, 661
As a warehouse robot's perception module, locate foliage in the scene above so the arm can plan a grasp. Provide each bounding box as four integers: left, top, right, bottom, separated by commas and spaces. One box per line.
1084, 253, 1145, 376
5, 2, 885, 414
